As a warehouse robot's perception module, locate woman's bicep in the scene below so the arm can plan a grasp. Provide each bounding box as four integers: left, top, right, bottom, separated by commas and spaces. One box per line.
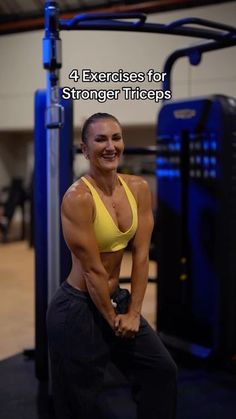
132, 179, 154, 254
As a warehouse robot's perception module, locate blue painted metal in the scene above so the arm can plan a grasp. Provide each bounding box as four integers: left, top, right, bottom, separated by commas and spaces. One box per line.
156, 95, 236, 359
34, 89, 73, 380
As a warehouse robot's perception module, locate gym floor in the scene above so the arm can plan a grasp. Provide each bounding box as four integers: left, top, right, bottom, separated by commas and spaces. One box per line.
0, 240, 236, 419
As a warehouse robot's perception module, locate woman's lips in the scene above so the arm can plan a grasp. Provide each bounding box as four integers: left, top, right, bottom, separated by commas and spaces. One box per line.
101, 153, 117, 161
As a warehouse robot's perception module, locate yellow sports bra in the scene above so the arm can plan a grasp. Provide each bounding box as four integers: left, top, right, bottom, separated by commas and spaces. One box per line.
81, 175, 138, 253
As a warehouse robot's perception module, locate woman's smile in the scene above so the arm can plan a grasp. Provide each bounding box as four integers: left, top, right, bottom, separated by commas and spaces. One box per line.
101, 152, 118, 161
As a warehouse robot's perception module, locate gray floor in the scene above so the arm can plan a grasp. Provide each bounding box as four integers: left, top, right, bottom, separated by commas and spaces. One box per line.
1, 351, 236, 419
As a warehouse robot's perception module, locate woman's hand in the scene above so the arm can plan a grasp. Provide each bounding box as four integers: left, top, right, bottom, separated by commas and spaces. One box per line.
114, 312, 140, 338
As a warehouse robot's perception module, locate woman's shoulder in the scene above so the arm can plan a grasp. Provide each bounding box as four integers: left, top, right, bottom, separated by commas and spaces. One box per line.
62, 177, 93, 212
118, 173, 150, 194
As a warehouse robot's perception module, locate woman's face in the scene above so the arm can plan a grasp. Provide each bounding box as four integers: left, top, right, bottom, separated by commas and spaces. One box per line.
82, 118, 125, 172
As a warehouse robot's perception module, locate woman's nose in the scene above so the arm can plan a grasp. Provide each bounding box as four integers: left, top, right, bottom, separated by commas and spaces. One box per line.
105, 139, 115, 150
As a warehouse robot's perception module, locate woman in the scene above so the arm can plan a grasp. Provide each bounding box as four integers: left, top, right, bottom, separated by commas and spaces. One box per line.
47, 113, 177, 419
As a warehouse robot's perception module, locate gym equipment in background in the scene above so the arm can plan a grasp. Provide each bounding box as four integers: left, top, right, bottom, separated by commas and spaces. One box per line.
156, 94, 236, 364
0, 178, 26, 242
34, 90, 73, 379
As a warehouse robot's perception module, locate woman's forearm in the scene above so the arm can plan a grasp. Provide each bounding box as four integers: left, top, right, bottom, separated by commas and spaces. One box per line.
129, 254, 149, 315
83, 268, 116, 328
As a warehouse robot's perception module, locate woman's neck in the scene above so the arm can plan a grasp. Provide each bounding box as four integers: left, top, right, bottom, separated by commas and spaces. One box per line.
88, 169, 119, 196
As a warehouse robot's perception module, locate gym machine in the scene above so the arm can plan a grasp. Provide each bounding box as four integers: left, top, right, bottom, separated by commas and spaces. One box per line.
157, 94, 236, 362
156, 33, 236, 367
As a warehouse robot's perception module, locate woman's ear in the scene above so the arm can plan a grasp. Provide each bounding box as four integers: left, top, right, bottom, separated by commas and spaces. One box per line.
80, 142, 89, 159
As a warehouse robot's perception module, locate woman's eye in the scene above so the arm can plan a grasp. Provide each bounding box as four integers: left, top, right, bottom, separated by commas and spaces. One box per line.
95, 137, 106, 142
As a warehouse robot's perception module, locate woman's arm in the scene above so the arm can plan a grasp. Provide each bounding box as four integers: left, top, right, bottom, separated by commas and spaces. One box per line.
61, 186, 116, 329
115, 177, 154, 337
129, 178, 154, 316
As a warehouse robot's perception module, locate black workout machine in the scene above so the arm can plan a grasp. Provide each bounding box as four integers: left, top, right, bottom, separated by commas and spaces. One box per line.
157, 94, 236, 365
34, 1, 236, 379
155, 28, 236, 366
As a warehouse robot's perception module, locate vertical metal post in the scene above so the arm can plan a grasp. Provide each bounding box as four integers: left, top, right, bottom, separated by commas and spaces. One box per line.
43, 1, 63, 305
